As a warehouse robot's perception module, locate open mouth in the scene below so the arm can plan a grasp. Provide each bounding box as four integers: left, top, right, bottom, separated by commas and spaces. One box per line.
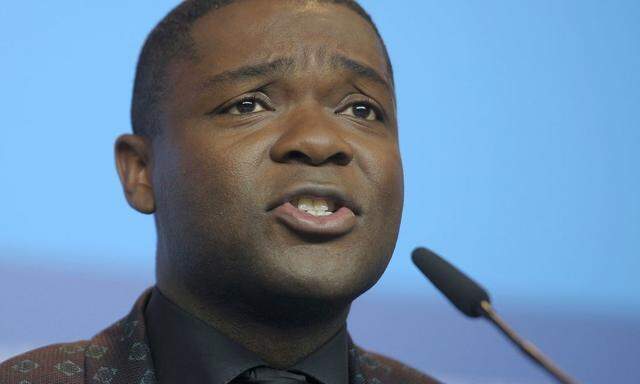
269, 186, 359, 238
290, 195, 340, 217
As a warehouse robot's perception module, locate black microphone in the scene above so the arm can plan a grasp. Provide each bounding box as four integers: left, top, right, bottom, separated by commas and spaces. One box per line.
412, 247, 579, 384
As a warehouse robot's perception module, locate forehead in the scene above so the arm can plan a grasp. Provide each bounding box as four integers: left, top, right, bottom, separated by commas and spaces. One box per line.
187, 0, 390, 82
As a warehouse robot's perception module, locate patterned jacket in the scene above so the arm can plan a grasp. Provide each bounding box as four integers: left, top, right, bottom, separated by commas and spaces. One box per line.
0, 289, 440, 384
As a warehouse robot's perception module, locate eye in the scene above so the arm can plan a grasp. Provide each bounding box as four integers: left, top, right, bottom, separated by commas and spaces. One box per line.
339, 102, 380, 121
225, 97, 267, 115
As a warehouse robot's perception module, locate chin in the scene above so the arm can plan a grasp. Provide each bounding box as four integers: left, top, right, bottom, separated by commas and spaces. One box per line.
255, 243, 391, 304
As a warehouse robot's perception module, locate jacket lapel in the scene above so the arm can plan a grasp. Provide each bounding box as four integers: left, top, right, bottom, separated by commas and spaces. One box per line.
84, 288, 156, 384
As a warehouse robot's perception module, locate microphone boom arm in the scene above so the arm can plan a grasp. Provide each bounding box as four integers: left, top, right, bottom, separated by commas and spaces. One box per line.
478, 300, 578, 384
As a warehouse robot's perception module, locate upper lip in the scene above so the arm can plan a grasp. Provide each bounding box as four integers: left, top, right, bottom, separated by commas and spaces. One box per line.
266, 184, 362, 215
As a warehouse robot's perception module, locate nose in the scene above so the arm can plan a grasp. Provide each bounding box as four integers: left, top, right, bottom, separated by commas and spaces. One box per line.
269, 107, 354, 166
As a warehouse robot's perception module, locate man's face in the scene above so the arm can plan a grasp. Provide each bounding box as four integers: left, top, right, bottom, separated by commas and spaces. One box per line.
152, 0, 403, 308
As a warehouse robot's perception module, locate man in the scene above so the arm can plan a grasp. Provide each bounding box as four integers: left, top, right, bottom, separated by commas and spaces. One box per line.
1, 1, 440, 383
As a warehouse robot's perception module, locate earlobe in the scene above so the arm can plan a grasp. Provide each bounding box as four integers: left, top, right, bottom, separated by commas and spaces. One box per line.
114, 134, 155, 214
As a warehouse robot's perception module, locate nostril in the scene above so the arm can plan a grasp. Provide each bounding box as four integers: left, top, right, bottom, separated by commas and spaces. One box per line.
282, 150, 352, 166
329, 152, 351, 166
284, 150, 312, 163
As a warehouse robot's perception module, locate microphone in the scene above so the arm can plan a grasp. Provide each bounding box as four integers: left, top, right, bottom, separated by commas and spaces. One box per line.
412, 247, 579, 384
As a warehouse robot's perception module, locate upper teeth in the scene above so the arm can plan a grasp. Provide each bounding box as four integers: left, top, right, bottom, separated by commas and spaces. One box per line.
294, 197, 336, 216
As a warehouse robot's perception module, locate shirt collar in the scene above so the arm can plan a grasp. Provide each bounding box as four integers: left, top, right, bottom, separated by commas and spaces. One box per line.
145, 287, 348, 384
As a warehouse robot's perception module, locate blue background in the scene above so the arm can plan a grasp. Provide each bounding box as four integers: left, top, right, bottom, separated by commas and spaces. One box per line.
1, 1, 639, 383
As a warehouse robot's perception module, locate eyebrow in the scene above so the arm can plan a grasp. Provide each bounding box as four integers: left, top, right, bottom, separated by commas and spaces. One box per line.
200, 57, 295, 90
329, 54, 391, 89
199, 54, 391, 90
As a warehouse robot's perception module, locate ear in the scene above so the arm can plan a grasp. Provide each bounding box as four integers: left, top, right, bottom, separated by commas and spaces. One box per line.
115, 134, 155, 214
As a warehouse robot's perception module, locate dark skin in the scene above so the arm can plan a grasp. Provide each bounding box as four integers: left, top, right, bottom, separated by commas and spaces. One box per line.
115, 0, 403, 368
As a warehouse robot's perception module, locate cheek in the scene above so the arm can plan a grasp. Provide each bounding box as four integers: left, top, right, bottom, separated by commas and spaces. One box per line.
153, 133, 259, 242
356, 138, 404, 211
359, 141, 404, 248
380, 150, 404, 204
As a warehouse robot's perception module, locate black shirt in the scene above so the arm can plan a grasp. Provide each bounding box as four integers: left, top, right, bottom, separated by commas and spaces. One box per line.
145, 287, 349, 384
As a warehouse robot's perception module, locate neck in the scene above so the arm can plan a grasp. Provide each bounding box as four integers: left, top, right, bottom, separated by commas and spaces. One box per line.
157, 281, 351, 369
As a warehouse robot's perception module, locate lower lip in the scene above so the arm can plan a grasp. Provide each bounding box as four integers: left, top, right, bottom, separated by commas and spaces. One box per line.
272, 202, 357, 237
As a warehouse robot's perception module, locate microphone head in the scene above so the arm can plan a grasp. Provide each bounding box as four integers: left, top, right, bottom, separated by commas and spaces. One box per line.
412, 247, 490, 318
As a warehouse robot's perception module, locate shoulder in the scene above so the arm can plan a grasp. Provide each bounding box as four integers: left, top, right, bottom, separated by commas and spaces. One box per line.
352, 345, 442, 384
0, 340, 90, 384
0, 289, 154, 384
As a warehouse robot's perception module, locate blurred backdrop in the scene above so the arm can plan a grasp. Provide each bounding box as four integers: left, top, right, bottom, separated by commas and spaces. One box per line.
1, 1, 638, 383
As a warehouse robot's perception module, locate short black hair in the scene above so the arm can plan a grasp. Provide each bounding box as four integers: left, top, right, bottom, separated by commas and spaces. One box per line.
131, 0, 393, 139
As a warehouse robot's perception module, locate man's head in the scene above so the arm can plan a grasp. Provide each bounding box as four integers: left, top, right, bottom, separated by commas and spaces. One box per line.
116, 0, 403, 319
